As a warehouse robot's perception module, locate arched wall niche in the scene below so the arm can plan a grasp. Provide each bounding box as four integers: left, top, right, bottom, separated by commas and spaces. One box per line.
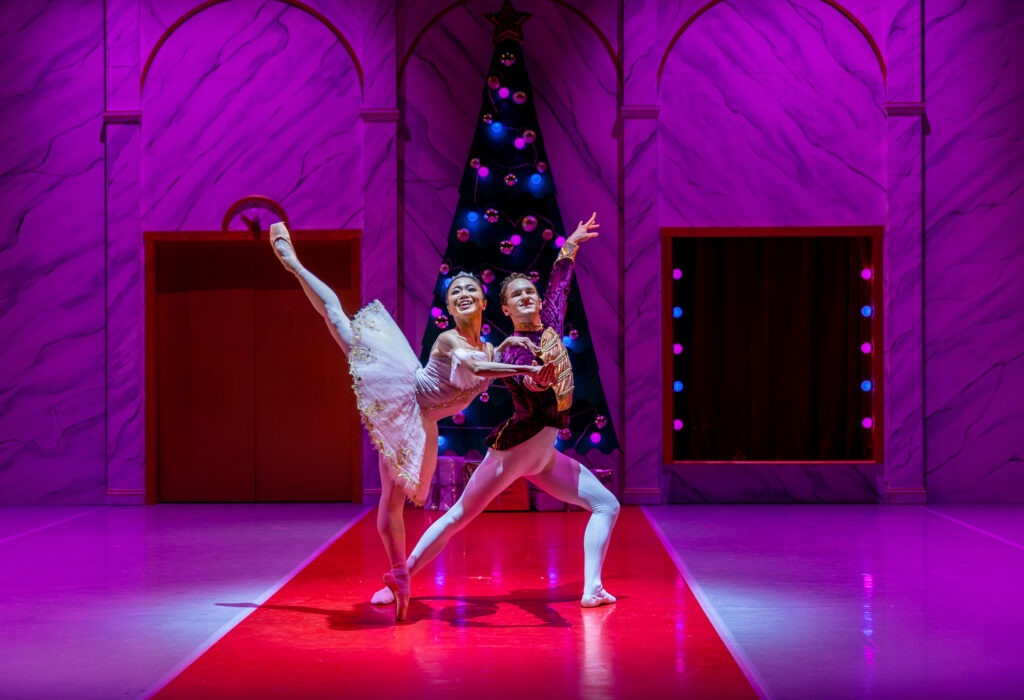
399, 0, 622, 469
656, 0, 886, 92
140, 0, 363, 94
657, 0, 886, 229
140, 0, 363, 232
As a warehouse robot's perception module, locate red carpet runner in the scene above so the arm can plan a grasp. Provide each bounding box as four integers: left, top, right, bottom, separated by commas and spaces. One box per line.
156, 507, 756, 699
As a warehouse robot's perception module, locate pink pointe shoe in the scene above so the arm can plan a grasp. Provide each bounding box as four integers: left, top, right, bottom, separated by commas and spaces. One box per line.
382, 567, 410, 621
269, 221, 300, 272
581, 588, 616, 608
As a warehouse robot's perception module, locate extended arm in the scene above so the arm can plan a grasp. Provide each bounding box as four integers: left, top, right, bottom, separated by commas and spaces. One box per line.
434, 334, 541, 380
540, 212, 599, 332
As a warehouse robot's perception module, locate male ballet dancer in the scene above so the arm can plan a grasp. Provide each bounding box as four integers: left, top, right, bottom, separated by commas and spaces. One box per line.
374, 212, 619, 612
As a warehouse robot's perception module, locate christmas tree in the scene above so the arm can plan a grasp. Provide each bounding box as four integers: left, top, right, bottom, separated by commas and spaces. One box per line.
419, 0, 618, 460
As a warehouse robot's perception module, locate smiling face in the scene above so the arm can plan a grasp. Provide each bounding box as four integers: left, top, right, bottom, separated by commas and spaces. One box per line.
501, 278, 542, 325
446, 275, 486, 320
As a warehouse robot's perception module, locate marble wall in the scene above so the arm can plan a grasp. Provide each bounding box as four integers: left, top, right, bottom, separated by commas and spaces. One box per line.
923, 0, 1024, 502
0, 0, 107, 503
1, 0, 1020, 503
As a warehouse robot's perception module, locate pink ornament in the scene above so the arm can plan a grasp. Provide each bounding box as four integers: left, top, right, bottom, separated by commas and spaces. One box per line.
439, 263, 450, 274
481, 323, 491, 335
554, 235, 566, 247
673, 343, 683, 355
589, 432, 601, 444
513, 138, 526, 150
434, 316, 449, 329
523, 130, 537, 143
521, 215, 537, 232
861, 268, 873, 280
499, 240, 515, 255
541, 228, 554, 241
470, 158, 481, 169
430, 306, 442, 318
529, 270, 540, 283
456, 228, 470, 242
862, 417, 873, 429
498, 86, 511, 99
558, 428, 573, 441
536, 161, 548, 173
477, 166, 490, 178
513, 91, 527, 104
485, 208, 500, 223
479, 392, 490, 403
595, 414, 607, 428
510, 234, 522, 245
672, 419, 683, 431
487, 76, 501, 90
504, 173, 518, 186
861, 342, 872, 354
672, 268, 683, 280
481, 269, 495, 283
569, 329, 579, 340
452, 412, 466, 425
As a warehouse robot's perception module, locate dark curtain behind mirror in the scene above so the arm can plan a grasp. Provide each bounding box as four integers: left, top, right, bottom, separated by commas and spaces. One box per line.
671, 236, 873, 461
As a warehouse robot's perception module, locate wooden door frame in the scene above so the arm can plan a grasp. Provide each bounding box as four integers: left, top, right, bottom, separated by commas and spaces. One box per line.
144, 229, 362, 503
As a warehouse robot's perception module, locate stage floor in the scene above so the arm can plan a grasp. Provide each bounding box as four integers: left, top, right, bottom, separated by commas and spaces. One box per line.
2, 503, 1023, 698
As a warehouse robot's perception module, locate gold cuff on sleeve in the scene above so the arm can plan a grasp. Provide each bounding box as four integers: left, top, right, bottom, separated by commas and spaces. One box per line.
556, 240, 578, 263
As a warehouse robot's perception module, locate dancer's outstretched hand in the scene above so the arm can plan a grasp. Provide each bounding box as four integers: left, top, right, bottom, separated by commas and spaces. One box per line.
496, 335, 539, 354
533, 360, 559, 388
567, 212, 599, 246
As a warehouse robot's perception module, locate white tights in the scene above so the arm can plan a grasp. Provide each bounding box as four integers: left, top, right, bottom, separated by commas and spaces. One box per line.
407, 427, 620, 596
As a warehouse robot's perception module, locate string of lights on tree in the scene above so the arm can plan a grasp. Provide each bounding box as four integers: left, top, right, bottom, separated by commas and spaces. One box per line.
419, 1, 618, 458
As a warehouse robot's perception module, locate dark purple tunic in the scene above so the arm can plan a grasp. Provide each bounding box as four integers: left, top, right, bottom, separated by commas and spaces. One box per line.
485, 256, 574, 450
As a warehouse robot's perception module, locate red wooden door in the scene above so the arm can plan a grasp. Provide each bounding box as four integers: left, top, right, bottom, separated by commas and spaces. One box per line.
154, 236, 360, 502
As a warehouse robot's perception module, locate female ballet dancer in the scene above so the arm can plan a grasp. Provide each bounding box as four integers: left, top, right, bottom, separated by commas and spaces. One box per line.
269, 222, 556, 621
372, 212, 620, 609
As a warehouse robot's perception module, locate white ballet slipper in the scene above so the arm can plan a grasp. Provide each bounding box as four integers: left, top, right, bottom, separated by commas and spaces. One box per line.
370, 586, 395, 605
581, 588, 616, 608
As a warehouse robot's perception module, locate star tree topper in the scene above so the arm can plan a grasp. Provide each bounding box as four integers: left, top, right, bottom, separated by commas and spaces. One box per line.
485, 0, 532, 44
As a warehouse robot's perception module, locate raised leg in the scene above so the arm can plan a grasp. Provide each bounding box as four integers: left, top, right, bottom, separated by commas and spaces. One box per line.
270, 222, 355, 353
527, 451, 620, 602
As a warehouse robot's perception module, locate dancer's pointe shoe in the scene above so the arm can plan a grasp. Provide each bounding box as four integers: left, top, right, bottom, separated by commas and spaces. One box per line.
581, 588, 616, 608
382, 567, 410, 621
269, 221, 301, 272
370, 586, 395, 606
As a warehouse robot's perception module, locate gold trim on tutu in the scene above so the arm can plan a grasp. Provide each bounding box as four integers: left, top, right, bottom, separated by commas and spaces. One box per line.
348, 300, 430, 504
